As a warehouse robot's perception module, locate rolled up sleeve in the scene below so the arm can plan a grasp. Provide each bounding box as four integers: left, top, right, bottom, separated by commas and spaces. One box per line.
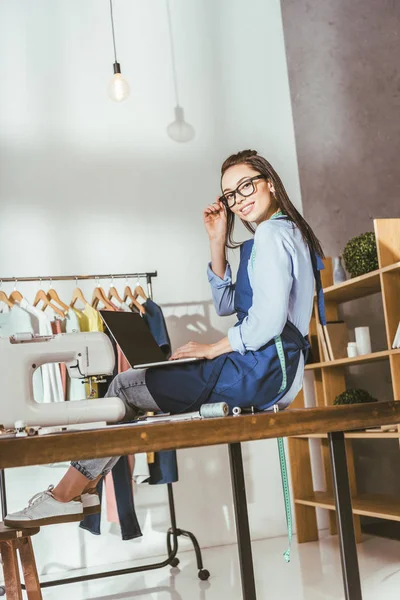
207, 263, 236, 316
228, 223, 292, 355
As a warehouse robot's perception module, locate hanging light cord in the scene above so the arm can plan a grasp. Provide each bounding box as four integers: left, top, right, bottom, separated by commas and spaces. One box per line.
109, 0, 118, 63
166, 0, 180, 106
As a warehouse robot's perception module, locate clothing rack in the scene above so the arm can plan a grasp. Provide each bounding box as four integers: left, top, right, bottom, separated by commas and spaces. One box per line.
0, 272, 158, 301
0, 272, 208, 597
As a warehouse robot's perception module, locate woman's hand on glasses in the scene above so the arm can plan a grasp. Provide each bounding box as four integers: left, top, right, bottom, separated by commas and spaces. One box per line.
203, 198, 227, 242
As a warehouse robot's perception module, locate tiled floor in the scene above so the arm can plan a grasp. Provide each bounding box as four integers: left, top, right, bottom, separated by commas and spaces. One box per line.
23, 532, 400, 599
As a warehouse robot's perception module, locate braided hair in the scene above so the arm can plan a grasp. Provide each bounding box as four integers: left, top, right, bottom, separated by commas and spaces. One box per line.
221, 149, 324, 258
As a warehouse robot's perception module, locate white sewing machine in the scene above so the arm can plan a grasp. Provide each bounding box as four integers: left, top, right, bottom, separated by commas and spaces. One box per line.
0, 332, 127, 429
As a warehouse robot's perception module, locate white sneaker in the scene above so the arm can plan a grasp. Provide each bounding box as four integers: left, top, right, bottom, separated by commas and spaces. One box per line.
81, 489, 101, 516
4, 485, 84, 528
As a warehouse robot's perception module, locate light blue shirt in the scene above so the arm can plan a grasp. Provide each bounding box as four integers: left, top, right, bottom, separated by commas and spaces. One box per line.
207, 219, 315, 355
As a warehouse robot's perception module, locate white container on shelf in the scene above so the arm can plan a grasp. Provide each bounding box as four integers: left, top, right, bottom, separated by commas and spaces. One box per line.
347, 342, 358, 358
355, 326, 372, 355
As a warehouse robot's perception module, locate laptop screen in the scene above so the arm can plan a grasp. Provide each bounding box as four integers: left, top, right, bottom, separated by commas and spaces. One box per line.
99, 311, 166, 367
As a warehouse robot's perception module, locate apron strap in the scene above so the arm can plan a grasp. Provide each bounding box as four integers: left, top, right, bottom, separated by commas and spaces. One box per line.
310, 252, 327, 326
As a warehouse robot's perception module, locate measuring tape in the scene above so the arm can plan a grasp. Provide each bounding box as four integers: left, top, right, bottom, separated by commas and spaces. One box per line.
273, 334, 292, 563
275, 410, 293, 564
274, 335, 287, 393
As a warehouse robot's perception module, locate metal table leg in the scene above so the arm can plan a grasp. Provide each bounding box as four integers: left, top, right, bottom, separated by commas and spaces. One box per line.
328, 432, 362, 600
229, 443, 257, 600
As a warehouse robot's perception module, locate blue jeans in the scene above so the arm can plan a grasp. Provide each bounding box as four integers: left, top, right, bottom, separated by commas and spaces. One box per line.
71, 369, 160, 479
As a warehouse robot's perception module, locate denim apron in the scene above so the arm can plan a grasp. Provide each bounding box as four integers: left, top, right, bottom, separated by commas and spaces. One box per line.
146, 218, 326, 414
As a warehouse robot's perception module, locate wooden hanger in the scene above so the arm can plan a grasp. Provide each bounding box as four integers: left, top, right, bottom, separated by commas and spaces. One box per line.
47, 282, 69, 312
0, 290, 13, 308
108, 280, 123, 305
9, 281, 23, 304
33, 288, 65, 318
92, 285, 115, 310
133, 283, 148, 301
70, 285, 88, 308
123, 284, 145, 315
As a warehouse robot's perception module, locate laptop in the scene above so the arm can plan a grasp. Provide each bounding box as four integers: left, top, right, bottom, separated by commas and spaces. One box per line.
99, 311, 201, 369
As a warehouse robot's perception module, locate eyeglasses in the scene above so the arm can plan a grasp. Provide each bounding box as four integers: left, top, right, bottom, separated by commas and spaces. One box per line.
221, 175, 264, 208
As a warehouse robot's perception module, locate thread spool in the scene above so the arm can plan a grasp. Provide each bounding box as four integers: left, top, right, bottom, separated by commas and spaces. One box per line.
232, 407, 242, 416
199, 402, 229, 418
27, 427, 39, 437
14, 420, 27, 438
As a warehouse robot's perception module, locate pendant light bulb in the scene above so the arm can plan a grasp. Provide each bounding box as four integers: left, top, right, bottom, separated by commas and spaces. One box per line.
108, 62, 130, 102
167, 106, 195, 143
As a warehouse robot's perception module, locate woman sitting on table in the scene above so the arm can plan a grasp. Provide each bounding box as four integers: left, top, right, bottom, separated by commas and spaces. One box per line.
5, 149, 324, 528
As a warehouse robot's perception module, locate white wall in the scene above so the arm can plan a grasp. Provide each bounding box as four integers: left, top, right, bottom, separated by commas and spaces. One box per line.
0, 0, 304, 577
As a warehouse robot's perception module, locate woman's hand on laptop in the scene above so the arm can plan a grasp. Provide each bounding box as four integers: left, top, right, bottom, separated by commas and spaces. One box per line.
170, 337, 232, 361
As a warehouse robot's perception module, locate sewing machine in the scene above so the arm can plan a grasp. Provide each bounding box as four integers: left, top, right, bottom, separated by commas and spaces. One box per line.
0, 332, 127, 429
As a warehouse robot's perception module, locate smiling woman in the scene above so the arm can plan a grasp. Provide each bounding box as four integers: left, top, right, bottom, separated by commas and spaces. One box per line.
5, 149, 326, 530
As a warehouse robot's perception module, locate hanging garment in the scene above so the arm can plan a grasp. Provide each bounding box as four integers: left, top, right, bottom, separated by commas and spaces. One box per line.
71, 304, 104, 398
143, 298, 171, 357
141, 299, 178, 482
79, 455, 142, 541
103, 305, 140, 525
18, 299, 64, 403
0, 304, 44, 402
80, 305, 144, 540
64, 309, 85, 401
51, 319, 67, 400
146, 217, 318, 414
80, 301, 178, 539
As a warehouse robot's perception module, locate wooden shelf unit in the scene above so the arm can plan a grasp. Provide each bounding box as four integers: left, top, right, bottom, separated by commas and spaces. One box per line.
288, 218, 400, 544
295, 492, 400, 522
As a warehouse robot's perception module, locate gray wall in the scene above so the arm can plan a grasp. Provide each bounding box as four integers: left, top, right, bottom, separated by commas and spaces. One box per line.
281, 0, 400, 255
281, 0, 400, 515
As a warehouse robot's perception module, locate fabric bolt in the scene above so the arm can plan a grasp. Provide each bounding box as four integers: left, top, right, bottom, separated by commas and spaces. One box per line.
145, 217, 315, 413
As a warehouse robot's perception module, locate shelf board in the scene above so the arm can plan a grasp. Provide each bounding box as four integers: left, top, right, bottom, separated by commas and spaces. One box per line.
316, 260, 400, 304
322, 269, 381, 303
305, 348, 400, 370
292, 430, 400, 439
381, 261, 400, 275
295, 491, 400, 521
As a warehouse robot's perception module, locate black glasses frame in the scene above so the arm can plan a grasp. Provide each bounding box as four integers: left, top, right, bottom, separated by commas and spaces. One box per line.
220, 175, 264, 208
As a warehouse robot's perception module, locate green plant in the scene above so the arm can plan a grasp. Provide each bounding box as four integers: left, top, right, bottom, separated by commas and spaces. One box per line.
334, 388, 377, 405
342, 232, 378, 278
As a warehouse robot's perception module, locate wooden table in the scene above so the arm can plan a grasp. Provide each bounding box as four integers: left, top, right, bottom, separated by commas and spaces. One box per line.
1, 400, 400, 600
